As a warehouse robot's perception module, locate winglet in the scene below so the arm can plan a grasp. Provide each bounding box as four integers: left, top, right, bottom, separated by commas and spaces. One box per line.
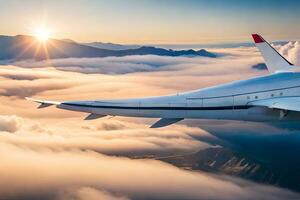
251, 34, 293, 73
26, 97, 60, 109
252, 34, 265, 43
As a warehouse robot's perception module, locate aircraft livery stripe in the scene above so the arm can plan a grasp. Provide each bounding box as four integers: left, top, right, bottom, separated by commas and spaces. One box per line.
62, 103, 252, 110
186, 88, 300, 100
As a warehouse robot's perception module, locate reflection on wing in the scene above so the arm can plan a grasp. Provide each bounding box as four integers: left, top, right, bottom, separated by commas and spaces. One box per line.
249, 97, 300, 112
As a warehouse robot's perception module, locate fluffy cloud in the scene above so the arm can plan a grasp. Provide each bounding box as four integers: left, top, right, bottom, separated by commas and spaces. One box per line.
56, 187, 130, 200
0, 142, 298, 200
12, 48, 263, 76
0, 110, 216, 158
95, 119, 128, 130
0, 118, 210, 157
0, 115, 23, 133
12, 56, 215, 74
276, 41, 300, 65
0, 45, 299, 199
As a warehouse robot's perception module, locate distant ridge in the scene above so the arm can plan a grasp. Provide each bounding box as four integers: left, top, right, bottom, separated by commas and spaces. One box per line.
83, 42, 140, 50
0, 35, 217, 61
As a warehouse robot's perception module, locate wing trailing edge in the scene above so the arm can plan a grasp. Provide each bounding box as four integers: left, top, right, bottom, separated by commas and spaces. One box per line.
26, 97, 61, 109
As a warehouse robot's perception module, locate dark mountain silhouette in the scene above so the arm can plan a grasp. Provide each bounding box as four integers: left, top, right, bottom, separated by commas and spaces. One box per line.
0, 35, 216, 61
84, 42, 140, 50
160, 146, 300, 192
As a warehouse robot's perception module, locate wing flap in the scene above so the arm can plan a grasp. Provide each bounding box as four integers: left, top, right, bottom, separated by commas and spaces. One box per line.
249, 97, 300, 112
84, 113, 107, 120
150, 118, 184, 128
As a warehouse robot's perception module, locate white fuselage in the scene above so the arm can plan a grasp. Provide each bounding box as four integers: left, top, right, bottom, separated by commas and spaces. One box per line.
57, 72, 300, 122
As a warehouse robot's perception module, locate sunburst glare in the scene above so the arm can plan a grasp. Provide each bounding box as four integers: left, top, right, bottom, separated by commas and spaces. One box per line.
35, 26, 50, 42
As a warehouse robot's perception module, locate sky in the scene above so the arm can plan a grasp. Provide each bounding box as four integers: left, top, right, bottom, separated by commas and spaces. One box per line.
2, 1, 300, 198
1, 0, 300, 44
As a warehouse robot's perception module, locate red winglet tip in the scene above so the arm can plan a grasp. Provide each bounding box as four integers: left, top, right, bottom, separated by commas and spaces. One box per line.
252, 34, 264, 43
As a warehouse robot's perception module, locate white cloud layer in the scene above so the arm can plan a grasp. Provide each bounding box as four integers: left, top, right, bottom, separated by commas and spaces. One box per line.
0, 142, 298, 200
0, 45, 299, 199
276, 41, 300, 65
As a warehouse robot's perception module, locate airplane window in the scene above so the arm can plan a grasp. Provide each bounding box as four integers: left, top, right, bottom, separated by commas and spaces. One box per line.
247, 96, 250, 99
271, 94, 274, 97
255, 96, 258, 99
280, 92, 283, 96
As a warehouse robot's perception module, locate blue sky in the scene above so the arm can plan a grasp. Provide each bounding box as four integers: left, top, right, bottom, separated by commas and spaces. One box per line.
0, 0, 299, 44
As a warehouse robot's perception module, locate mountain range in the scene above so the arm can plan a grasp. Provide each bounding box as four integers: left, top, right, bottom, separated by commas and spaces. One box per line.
160, 147, 300, 192
83, 41, 141, 50
0, 35, 216, 61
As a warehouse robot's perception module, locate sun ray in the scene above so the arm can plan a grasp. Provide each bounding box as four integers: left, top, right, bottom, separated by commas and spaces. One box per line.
15, 37, 38, 60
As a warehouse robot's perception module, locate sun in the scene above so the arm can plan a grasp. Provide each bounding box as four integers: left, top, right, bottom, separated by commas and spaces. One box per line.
35, 27, 50, 42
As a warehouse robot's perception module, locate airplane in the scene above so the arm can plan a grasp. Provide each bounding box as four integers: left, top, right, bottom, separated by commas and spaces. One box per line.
27, 34, 300, 128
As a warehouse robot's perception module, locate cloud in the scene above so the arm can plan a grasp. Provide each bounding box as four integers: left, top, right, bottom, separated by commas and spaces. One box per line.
0, 67, 52, 80
0, 142, 298, 200
95, 119, 128, 130
0, 45, 299, 199
0, 116, 211, 157
13, 56, 200, 74
0, 115, 23, 133
0, 65, 77, 98
12, 49, 263, 75
56, 187, 131, 200
276, 41, 300, 65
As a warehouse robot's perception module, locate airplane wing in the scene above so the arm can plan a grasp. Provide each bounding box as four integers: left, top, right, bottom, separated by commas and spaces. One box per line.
26, 97, 61, 108
26, 98, 108, 120
248, 97, 300, 112
252, 34, 294, 73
